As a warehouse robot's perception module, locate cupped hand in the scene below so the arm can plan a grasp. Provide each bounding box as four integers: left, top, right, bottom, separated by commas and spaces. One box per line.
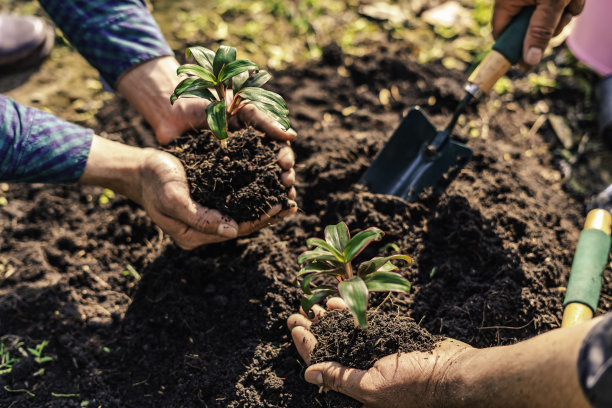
115, 56, 297, 195
136, 148, 296, 250
492, 0, 585, 67
287, 298, 474, 408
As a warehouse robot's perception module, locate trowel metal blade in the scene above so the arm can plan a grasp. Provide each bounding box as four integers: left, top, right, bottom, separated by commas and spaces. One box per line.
360, 107, 473, 202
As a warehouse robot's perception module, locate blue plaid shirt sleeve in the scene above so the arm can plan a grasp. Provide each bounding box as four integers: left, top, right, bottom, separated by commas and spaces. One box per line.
0, 95, 93, 184
39, 0, 174, 88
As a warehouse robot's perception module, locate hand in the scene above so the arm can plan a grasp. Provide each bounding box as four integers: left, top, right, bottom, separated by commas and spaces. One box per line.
116, 56, 297, 199
136, 148, 297, 249
80, 136, 297, 250
492, 0, 585, 66
287, 298, 473, 408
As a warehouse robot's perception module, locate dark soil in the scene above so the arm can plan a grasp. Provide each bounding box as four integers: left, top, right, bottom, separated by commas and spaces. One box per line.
1, 43, 610, 408
166, 127, 289, 222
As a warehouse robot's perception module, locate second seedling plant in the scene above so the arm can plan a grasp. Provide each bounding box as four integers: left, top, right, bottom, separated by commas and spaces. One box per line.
297, 222, 412, 329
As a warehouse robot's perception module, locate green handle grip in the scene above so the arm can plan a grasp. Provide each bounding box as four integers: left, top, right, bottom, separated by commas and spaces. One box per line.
492, 7, 535, 65
563, 229, 612, 312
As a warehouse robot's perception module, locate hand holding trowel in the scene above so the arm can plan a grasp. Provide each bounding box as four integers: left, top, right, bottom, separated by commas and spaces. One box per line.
361, 8, 535, 202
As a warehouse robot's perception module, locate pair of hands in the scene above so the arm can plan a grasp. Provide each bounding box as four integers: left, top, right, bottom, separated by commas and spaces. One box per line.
287, 298, 473, 408
108, 56, 297, 250
494, 0, 584, 66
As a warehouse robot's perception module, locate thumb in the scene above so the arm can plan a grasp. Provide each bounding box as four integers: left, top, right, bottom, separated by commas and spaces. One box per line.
161, 183, 239, 238
522, 3, 565, 66
305, 362, 369, 402
181, 201, 239, 239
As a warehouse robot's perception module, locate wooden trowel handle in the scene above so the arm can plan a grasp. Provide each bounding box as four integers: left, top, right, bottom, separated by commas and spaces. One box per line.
467, 7, 534, 95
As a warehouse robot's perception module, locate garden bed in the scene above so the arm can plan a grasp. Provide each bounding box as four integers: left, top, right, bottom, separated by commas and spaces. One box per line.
1, 44, 611, 407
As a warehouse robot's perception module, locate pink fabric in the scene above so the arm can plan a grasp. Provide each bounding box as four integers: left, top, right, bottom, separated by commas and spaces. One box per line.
567, 0, 612, 76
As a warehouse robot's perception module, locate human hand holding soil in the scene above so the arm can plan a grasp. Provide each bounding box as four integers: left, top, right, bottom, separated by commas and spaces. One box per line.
288, 298, 473, 408
493, 0, 584, 66
79, 135, 296, 249
116, 55, 297, 208
289, 297, 597, 408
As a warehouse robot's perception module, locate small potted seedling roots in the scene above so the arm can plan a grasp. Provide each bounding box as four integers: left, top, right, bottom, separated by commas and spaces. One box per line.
296, 222, 441, 407
166, 45, 292, 222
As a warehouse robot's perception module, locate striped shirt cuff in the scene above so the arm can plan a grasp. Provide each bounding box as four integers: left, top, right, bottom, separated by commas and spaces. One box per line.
39, 0, 174, 88
0, 95, 93, 184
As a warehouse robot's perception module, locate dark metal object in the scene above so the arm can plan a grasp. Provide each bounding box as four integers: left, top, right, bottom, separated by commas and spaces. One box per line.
360, 95, 473, 202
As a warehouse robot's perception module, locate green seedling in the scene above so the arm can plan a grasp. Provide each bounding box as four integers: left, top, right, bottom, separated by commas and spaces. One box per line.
297, 222, 412, 329
0, 341, 20, 375
28, 340, 53, 364
170, 45, 291, 149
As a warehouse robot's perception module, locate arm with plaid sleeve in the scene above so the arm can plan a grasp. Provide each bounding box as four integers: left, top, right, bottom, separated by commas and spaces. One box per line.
0, 95, 93, 183
38, 0, 173, 89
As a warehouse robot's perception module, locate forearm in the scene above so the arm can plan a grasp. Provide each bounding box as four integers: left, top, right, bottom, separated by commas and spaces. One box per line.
449, 318, 600, 408
78, 135, 147, 203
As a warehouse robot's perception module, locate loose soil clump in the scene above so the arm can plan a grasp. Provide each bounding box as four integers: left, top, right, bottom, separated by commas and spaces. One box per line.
166, 127, 289, 222
310, 310, 441, 370
0, 44, 609, 408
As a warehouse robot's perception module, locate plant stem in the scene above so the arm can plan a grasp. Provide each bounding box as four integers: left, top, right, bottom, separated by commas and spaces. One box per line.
220, 139, 228, 149
344, 263, 353, 279
228, 94, 240, 115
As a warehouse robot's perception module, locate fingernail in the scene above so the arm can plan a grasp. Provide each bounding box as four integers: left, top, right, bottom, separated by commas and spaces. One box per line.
524, 47, 542, 66
217, 223, 238, 238
305, 370, 323, 385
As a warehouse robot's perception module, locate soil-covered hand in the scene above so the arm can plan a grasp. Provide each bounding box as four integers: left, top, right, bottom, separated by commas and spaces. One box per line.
116, 56, 297, 198
287, 298, 473, 408
136, 148, 297, 249
80, 136, 297, 250
492, 0, 584, 66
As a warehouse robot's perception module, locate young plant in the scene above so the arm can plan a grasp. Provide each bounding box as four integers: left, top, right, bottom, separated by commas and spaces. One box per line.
170, 45, 291, 149
0, 341, 20, 375
297, 222, 412, 329
27, 340, 53, 364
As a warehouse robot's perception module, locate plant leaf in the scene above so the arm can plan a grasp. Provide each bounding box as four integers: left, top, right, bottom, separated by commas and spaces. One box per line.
357, 254, 412, 277
218, 59, 258, 83
324, 222, 351, 253
364, 271, 411, 293
170, 78, 217, 104
338, 277, 369, 329
301, 288, 336, 318
343, 227, 384, 263
206, 100, 228, 141
232, 71, 249, 94
244, 71, 272, 88
297, 248, 342, 265
297, 262, 342, 276
177, 64, 217, 83
213, 45, 237, 76
186, 46, 215, 71
238, 87, 289, 114
301, 272, 323, 295
247, 101, 291, 130
307, 238, 345, 263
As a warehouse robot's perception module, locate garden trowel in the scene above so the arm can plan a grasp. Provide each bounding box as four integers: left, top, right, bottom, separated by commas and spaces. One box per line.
361, 8, 534, 202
